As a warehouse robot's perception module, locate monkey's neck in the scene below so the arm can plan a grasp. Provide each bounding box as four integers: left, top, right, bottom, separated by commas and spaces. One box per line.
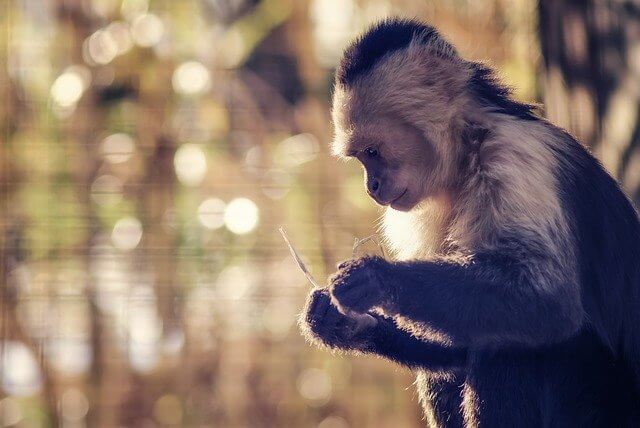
381, 193, 454, 261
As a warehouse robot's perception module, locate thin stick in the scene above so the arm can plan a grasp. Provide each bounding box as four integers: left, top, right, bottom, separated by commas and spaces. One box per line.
279, 226, 377, 330
279, 226, 320, 288
352, 234, 386, 259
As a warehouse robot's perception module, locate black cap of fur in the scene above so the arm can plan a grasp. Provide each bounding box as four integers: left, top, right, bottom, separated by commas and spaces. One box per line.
468, 64, 539, 121
336, 18, 439, 86
337, 18, 539, 121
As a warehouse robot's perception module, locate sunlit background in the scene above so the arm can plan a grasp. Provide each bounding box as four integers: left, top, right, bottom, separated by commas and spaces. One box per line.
2, 0, 640, 426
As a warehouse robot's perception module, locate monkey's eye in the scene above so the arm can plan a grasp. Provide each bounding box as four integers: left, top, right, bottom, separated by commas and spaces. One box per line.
364, 147, 378, 158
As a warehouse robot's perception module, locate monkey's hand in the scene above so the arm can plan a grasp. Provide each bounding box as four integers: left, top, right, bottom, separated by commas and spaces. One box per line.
329, 256, 394, 315
300, 288, 376, 351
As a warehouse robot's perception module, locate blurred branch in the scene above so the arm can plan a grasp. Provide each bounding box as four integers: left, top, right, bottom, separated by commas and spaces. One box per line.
55, 1, 119, 425
539, 0, 640, 204
217, 0, 293, 68
1, 225, 59, 426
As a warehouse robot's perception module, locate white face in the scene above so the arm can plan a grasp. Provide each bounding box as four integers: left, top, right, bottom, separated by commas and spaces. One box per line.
337, 117, 440, 212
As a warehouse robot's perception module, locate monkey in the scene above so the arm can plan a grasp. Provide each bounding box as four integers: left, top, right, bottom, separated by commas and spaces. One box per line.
298, 18, 640, 427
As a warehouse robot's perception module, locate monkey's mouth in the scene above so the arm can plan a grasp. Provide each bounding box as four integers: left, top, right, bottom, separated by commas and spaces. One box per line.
389, 188, 408, 206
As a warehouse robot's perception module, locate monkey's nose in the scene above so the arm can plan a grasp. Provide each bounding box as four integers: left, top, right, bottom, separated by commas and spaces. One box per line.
367, 177, 380, 198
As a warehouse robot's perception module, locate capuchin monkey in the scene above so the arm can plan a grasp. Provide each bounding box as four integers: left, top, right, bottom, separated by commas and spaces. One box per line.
299, 18, 640, 427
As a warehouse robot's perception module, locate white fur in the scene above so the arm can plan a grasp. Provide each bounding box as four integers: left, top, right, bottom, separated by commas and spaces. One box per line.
335, 36, 579, 298
381, 194, 453, 260
382, 113, 578, 295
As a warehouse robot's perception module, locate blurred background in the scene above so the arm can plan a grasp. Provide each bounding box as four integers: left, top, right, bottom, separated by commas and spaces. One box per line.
1, 0, 640, 426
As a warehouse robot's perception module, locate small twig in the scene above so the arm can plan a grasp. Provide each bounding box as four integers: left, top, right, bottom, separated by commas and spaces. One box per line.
352, 234, 386, 259
279, 226, 377, 329
279, 226, 320, 288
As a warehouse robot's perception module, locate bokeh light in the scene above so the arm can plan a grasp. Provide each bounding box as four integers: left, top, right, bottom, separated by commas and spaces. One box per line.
318, 415, 350, 428
50, 67, 91, 108
128, 289, 162, 346
276, 133, 320, 168
106, 21, 133, 55
297, 368, 332, 405
86, 28, 118, 65
262, 299, 296, 339
216, 264, 259, 300
131, 13, 164, 47
197, 198, 226, 229
174, 143, 207, 186
91, 175, 124, 206
101, 133, 136, 163
127, 287, 162, 373
172, 61, 211, 96
111, 217, 143, 251
261, 169, 292, 199
0, 397, 23, 426
121, 0, 148, 20
223, 197, 259, 235
0, 341, 42, 396
129, 343, 159, 373
46, 339, 92, 376
311, 0, 356, 67
60, 389, 90, 423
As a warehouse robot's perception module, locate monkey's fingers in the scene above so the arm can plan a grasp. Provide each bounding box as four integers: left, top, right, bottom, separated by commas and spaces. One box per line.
332, 278, 376, 313
317, 305, 347, 338
305, 290, 329, 325
337, 259, 356, 270
347, 312, 378, 332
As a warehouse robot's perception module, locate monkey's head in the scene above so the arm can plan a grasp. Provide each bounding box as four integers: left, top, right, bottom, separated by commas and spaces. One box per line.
331, 19, 533, 211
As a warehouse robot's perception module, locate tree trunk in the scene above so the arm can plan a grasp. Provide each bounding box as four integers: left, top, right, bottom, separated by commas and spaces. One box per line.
538, 0, 640, 204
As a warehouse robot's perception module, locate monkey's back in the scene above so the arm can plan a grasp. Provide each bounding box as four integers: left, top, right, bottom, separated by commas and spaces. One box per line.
414, 129, 640, 427
553, 129, 640, 392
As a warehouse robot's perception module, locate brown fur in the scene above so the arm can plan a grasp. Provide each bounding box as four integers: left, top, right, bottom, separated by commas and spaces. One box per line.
332, 36, 576, 298
313, 19, 640, 427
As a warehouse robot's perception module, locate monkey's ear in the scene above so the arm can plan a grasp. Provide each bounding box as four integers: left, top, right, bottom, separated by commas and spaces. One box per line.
461, 122, 490, 148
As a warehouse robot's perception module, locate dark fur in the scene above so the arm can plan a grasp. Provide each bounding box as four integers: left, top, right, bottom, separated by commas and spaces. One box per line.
467, 64, 539, 121
302, 19, 640, 427
336, 18, 440, 86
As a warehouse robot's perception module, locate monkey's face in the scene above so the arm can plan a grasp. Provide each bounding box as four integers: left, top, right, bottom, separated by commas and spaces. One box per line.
338, 117, 440, 212
331, 50, 466, 211
331, 19, 472, 211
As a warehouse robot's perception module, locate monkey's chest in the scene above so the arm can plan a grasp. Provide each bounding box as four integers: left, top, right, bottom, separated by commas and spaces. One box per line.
382, 204, 453, 261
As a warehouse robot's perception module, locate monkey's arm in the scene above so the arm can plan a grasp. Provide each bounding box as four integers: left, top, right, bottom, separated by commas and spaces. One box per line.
368, 314, 467, 370
302, 289, 467, 371
330, 255, 583, 347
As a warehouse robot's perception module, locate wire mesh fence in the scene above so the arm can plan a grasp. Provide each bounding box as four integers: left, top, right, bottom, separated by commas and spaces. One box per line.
0, 0, 538, 426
